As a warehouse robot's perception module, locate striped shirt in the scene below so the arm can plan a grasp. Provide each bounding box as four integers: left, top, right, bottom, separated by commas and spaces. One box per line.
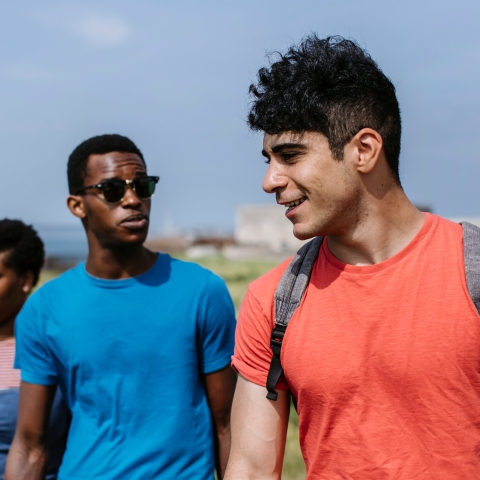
0, 338, 20, 390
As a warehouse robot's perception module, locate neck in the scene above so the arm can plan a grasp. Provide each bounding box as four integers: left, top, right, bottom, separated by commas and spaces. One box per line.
0, 316, 15, 341
327, 184, 425, 266
85, 240, 157, 279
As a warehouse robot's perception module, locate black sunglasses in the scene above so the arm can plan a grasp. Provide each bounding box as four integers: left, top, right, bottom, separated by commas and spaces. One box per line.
75, 176, 160, 204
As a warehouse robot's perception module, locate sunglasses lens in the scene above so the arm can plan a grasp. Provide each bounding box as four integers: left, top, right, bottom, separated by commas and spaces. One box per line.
101, 181, 126, 203
134, 177, 157, 199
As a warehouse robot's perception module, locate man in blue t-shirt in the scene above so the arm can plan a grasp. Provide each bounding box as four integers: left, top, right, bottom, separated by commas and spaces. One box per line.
6, 134, 237, 480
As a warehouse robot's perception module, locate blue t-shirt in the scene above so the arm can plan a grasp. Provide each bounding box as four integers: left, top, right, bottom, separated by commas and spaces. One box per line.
15, 254, 236, 480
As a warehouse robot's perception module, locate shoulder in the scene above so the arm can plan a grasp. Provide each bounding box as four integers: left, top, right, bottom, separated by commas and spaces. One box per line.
235, 256, 292, 327
425, 214, 465, 254
36, 264, 83, 294
28, 265, 81, 300
248, 256, 292, 304
165, 256, 230, 303
432, 214, 463, 236
168, 255, 214, 275
15, 269, 83, 342
167, 256, 224, 286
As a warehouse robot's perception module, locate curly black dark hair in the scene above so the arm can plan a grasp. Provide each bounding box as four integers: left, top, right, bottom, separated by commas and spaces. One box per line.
67, 134, 145, 194
248, 35, 402, 183
0, 219, 45, 286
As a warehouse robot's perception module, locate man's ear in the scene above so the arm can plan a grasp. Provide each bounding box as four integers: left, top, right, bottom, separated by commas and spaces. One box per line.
346, 128, 383, 174
67, 194, 87, 220
21, 271, 35, 294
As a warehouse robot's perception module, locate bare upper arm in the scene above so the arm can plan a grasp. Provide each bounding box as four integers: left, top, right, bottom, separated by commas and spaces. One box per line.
225, 375, 290, 480
15, 381, 57, 446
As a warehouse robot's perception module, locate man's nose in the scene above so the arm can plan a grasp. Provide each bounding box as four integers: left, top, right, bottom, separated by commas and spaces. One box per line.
121, 184, 142, 206
262, 163, 288, 194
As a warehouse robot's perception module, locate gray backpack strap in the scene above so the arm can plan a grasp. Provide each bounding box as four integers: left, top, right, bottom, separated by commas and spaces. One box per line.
461, 222, 480, 315
264, 222, 480, 401
266, 236, 323, 400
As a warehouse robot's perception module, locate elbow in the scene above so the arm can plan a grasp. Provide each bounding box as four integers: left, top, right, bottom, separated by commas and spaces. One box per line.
12, 428, 49, 463
5, 435, 48, 480
18, 429, 48, 452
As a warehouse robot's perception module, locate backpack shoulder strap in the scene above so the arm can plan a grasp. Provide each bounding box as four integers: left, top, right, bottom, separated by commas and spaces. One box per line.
266, 236, 323, 400
461, 221, 480, 315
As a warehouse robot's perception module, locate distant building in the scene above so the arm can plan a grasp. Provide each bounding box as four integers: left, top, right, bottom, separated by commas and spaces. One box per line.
236, 204, 480, 254
235, 204, 306, 253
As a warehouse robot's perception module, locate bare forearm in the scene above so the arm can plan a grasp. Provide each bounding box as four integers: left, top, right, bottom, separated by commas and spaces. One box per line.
214, 422, 231, 480
204, 365, 237, 479
6, 382, 56, 480
5, 440, 47, 480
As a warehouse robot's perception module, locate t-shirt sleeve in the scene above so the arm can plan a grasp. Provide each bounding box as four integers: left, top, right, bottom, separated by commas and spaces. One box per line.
232, 287, 288, 390
14, 291, 58, 385
198, 273, 236, 375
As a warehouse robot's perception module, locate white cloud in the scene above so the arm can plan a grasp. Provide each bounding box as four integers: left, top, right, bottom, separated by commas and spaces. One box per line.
75, 15, 130, 48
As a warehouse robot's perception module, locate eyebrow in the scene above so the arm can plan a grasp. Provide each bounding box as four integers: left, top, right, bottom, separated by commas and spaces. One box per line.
261, 142, 307, 158
97, 177, 120, 183
97, 171, 147, 184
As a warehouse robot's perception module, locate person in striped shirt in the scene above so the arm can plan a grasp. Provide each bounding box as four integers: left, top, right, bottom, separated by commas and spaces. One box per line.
0, 219, 69, 480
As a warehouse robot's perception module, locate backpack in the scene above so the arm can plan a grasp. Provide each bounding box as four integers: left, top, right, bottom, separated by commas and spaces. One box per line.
266, 222, 480, 401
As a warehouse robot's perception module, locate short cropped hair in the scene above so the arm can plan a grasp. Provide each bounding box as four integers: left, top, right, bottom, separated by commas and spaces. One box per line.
67, 134, 145, 194
0, 219, 44, 286
248, 35, 402, 183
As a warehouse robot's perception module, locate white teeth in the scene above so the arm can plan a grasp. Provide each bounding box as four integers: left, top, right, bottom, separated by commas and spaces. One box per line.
285, 198, 306, 208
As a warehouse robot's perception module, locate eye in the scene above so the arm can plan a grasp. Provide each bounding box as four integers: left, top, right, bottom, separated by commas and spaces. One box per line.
281, 152, 297, 162
264, 158, 271, 165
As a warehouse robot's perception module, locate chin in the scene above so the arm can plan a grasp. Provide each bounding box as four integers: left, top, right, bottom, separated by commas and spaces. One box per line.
292, 225, 318, 241
119, 231, 148, 246
128, 235, 148, 245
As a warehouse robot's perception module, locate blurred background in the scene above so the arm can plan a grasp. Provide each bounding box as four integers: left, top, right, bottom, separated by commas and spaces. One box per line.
1, 3, 479, 477
1, 0, 480, 263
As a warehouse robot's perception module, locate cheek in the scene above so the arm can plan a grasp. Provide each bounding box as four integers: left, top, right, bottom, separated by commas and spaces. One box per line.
0, 277, 22, 307
85, 202, 118, 228
325, 164, 357, 197
295, 165, 323, 194
0, 277, 12, 294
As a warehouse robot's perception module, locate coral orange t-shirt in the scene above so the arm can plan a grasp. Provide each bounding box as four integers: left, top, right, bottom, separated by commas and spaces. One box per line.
232, 214, 480, 479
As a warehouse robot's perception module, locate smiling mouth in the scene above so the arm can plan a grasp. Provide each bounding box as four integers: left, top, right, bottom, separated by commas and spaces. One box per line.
284, 197, 306, 215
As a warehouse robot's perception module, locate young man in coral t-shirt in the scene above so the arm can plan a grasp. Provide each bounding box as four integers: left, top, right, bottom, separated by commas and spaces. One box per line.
225, 35, 480, 480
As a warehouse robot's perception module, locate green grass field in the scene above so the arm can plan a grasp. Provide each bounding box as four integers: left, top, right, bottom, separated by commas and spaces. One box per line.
39, 254, 306, 479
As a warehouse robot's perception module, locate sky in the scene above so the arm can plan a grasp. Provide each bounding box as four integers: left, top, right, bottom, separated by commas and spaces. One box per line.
1, 0, 479, 237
